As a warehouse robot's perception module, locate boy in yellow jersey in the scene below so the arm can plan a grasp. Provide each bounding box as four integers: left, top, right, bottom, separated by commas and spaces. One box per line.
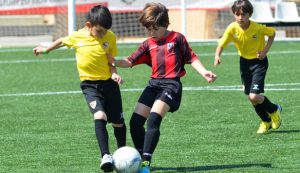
33, 5, 125, 172
214, 0, 282, 134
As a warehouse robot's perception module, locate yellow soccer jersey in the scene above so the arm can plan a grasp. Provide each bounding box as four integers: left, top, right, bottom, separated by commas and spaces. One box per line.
62, 28, 117, 81
218, 21, 275, 59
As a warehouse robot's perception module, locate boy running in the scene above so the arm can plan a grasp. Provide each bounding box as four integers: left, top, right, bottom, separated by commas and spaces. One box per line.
214, 0, 282, 134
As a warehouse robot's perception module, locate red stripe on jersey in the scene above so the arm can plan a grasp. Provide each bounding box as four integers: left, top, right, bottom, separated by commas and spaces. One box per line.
128, 31, 198, 79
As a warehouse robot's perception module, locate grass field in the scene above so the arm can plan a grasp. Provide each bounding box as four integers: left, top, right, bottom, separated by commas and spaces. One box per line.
0, 41, 299, 173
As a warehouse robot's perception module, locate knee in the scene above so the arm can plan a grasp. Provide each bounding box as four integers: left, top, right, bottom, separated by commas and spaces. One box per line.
248, 93, 260, 104
112, 123, 125, 128
93, 111, 107, 120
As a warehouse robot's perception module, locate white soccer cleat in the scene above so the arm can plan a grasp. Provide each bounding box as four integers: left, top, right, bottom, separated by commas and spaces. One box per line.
100, 154, 113, 172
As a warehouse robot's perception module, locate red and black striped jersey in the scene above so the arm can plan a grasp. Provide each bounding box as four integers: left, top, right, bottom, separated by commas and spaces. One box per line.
128, 31, 199, 79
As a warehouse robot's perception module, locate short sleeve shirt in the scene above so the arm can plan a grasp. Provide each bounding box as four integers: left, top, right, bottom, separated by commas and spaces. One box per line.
127, 31, 198, 78
62, 28, 117, 81
218, 21, 275, 59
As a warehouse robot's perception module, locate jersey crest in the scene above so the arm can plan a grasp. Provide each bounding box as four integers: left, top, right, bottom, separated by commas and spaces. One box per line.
102, 42, 109, 49
167, 42, 175, 52
252, 34, 258, 40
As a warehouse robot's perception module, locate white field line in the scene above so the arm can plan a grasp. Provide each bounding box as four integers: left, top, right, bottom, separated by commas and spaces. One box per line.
0, 58, 74, 64
1, 50, 300, 64
1, 83, 299, 97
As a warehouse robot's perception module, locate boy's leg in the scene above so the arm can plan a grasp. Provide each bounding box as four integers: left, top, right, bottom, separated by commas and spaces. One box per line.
131, 85, 157, 156
95, 119, 110, 156
254, 104, 271, 134
130, 112, 147, 155
249, 58, 281, 130
254, 104, 271, 122
80, 81, 113, 172
95, 118, 114, 172
104, 79, 126, 148
260, 97, 282, 129
260, 96, 278, 114
113, 124, 126, 148
142, 112, 162, 162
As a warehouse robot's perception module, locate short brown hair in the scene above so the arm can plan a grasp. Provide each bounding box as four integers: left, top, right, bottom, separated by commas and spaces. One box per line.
139, 3, 169, 29
232, 0, 253, 16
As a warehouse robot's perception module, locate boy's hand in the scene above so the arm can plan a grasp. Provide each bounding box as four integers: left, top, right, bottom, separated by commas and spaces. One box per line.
257, 51, 266, 60
33, 46, 47, 56
111, 73, 123, 85
202, 71, 217, 83
214, 56, 221, 66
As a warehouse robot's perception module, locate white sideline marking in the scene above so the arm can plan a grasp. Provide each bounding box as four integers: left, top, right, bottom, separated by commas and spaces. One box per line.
0, 58, 74, 64
1, 50, 300, 64
0, 83, 299, 97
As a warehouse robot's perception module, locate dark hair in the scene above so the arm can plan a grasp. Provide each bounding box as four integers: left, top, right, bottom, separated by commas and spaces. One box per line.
139, 3, 169, 29
86, 5, 112, 29
232, 0, 253, 16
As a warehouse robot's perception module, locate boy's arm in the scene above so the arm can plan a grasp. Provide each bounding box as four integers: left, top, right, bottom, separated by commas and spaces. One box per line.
258, 33, 275, 60
214, 46, 224, 66
33, 38, 65, 56
113, 59, 133, 68
107, 53, 123, 84
110, 65, 123, 84
191, 59, 217, 83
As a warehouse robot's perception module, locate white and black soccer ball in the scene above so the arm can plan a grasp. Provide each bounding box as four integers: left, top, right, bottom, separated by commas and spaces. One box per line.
113, 146, 141, 173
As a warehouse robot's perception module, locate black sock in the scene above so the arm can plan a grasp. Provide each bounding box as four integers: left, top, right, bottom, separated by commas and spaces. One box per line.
95, 119, 109, 157
260, 96, 277, 114
130, 113, 147, 156
142, 112, 162, 162
113, 124, 126, 148
254, 104, 271, 122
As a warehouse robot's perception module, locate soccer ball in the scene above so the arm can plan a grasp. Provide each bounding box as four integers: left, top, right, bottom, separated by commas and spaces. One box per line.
113, 146, 141, 173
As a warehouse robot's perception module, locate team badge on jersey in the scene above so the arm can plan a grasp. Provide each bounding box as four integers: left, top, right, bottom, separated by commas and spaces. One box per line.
102, 42, 109, 49
89, 100, 97, 109
167, 42, 175, 52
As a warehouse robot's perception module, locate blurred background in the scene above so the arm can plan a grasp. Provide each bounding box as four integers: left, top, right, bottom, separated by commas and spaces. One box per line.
0, 0, 300, 47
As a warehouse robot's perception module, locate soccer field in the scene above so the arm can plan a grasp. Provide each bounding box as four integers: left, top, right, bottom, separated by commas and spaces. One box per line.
0, 41, 299, 173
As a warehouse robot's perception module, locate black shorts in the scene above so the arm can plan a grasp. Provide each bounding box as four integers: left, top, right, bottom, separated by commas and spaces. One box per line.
240, 57, 268, 95
80, 79, 124, 124
138, 78, 182, 113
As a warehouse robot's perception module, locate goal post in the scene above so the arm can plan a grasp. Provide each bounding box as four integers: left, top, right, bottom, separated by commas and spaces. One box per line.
68, 0, 76, 35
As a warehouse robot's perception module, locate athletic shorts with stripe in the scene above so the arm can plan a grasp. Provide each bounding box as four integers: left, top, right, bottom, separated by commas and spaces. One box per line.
80, 79, 124, 124
240, 57, 268, 95
138, 78, 182, 113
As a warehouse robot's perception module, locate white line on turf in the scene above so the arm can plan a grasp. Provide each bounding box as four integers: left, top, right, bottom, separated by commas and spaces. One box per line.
0, 83, 299, 97
0, 58, 74, 64
1, 50, 300, 64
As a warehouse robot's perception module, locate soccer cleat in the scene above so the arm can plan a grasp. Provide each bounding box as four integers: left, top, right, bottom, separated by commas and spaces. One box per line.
138, 161, 150, 173
100, 154, 113, 172
256, 121, 271, 134
269, 104, 282, 129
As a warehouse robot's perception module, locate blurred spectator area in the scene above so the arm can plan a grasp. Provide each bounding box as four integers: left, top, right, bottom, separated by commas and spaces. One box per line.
0, 0, 300, 47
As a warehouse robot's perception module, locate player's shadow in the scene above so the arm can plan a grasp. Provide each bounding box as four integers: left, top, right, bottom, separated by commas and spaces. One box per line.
152, 163, 272, 172
271, 129, 300, 134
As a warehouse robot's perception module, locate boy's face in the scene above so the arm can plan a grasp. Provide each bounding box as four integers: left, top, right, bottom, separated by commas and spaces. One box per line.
234, 9, 250, 28
146, 26, 168, 41
87, 23, 107, 38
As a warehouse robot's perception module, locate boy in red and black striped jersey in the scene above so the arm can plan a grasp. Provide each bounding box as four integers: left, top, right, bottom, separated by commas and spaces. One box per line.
112, 3, 217, 172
